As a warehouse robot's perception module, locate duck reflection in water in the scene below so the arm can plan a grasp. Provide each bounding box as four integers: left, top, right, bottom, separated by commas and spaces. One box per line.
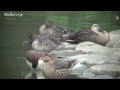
25, 70, 45, 79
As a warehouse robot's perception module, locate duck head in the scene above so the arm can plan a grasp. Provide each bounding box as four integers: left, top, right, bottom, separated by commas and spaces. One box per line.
39, 25, 46, 34
23, 34, 38, 46
91, 24, 105, 33
39, 21, 53, 34
45, 20, 54, 28
25, 50, 48, 69
29, 34, 38, 44
44, 20, 69, 35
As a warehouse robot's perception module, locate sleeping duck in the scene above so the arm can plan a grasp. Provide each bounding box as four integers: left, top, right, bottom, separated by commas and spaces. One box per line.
29, 33, 61, 52
39, 20, 67, 34
66, 24, 110, 46
39, 20, 72, 42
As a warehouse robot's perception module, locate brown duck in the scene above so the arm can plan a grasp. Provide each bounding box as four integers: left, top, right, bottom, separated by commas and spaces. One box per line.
39, 20, 72, 42
39, 54, 77, 79
25, 50, 48, 70
67, 24, 110, 46
31, 32, 61, 52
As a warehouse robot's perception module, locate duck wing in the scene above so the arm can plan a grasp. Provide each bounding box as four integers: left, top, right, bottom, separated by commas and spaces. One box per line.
53, 60, 76, 70
68, 30, 99, 44
68, 31, 79, 40
38, 33, 61, 45
76, 30, 99, 43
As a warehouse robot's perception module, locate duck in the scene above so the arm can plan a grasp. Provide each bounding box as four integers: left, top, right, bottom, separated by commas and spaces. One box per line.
66, 24, 110, 46
39, 20, 66, 34
25, 50, 64, 69
29, 33, 61, 53
25, 50, 78, 79
28, 34, 38, 44
25, 50, 48, 70
38, 54, 77, 79
39, 20, 72, 42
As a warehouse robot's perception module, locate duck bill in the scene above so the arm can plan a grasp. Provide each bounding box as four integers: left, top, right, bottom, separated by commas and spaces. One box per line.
23, 40, 29, 46
98, 26, 104, 32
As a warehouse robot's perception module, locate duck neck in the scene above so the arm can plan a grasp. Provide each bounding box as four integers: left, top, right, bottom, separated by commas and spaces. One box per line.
32, 40, 41, 50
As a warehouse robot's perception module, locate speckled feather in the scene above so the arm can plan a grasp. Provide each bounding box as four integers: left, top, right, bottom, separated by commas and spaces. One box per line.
41, 60, 76, 79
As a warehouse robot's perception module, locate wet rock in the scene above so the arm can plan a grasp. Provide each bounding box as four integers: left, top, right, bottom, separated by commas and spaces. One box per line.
105, 36, 120, 48
65, 74, 81, 79
81, 72, 96, 79
64, 54, 89, 60
109, 33, 120, 40
71, 63, 87, 75
104, 60, 120, 65
57, 43, 77, 50
77, 54, 107, 64
113, 41, 120, 48
76, 41, 111, 54
116, 76, 120, 79
117, 65, 120, 73
105, 48, 120, 62
76, 53, 118, 67
84, 64, 120, 77
62, 54, 92, 63
49, 50, 87, 57
109, 29, 120, 35
93, 75, 113, 79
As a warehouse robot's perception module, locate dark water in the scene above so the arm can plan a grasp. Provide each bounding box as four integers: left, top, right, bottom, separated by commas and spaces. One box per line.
0, 11, 120, 79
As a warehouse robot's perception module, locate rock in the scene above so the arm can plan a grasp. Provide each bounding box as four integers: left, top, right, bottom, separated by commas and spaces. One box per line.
60, 53, 96, 62
104, 60, 120, 65
65, 74, 81, 79
93, 75, 113, 79
71, 63, 87, 75
113, 41, 120, 48
75, 41, 111, 54
49, 50, 87, 57
57, 43, 77, 50
84, 64, 120, 77
109, 33, 120, 40
109, 29, 120, 35
117, 65, 120, 75
82, 72, 96, 79
64, 54, 89, 60
76, 54, 117, 67
105, 36, 120, 48
77, 54, 120, 67
116, 76, 120, 79
62, 51, 118, 67
105, 48, 120, 62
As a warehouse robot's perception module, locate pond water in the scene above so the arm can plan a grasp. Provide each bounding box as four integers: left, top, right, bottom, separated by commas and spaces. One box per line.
0, 11, 120, 79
